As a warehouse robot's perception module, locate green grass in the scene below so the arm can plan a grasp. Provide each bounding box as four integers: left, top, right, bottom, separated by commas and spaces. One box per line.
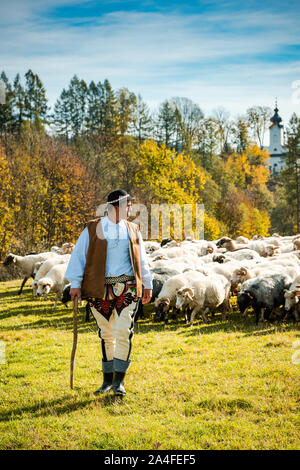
0, 279, 299, 450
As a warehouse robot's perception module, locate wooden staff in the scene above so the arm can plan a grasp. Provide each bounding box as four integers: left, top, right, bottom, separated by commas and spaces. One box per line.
70, 296, 78, 389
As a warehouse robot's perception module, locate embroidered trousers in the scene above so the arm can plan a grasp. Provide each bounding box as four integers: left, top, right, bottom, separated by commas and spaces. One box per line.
89, 282, 140, 373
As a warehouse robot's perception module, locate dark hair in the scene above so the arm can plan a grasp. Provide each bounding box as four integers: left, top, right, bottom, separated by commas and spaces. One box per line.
107, 189, 133, 207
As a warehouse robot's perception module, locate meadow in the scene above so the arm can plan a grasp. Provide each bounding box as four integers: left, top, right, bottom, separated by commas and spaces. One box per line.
0, 280, 299, 450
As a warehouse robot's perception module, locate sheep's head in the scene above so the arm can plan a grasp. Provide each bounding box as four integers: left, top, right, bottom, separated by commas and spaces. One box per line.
3, 254, 16, 266
266, 245, 279, 256
61, 284, 71, 306
32, 280, 39, 296
154, 297, 170, 313
237, 292, 252, 315
36, 279, 52, 298
61, 242, 74, 254
252, 234, 264, 240
293, 239, 300, 250
213, 254, 226, 264
201, 246, 214, 255
216, 237, 232, 248
176, 287, 194, 309
231, 267, 247, 284
244, 290, 255, 302
284, 287, 300, 311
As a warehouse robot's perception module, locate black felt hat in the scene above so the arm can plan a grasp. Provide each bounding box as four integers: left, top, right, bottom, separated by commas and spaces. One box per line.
107, 189, 134, 206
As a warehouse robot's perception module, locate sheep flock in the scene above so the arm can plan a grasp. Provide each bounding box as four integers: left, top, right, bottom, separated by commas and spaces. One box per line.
3, 233, 300, 326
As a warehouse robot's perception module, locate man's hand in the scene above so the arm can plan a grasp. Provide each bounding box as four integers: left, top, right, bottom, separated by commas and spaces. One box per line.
70, 288, 81, 301
142, 289, 152, 304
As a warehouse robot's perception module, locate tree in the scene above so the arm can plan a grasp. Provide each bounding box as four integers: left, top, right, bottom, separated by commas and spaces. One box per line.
0, 72, 15, 135
131, 94, 153, 143
246, 106, 272, 148
156, 100, 177, 148
212, 107, 232, 155
24, 70, 49, 125
232, 118, 249, 154
12, 74, 26, 132
170, 97, 204, 153
0, 143, 15, 258
116, 88, 137, 137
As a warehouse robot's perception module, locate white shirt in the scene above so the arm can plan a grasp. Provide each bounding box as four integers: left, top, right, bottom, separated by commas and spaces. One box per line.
65, 215, 153, 290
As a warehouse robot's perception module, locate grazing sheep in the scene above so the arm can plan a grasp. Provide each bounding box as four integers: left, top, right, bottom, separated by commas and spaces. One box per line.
32, 255, 70, 296
2, 252, 58, 295
36, 263, 68, 310
175, 274, 231, 325
283, 276, 300, 322
238, 273, 293, 324
154, 271, 206, 323
216, 237, 249, 252
144, 241, 161, 253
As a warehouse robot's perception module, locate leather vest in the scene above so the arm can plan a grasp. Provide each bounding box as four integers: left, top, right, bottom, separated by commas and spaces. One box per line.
81, 217, 142, 299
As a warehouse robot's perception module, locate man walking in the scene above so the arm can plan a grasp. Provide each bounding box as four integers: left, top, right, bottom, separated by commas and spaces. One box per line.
65, 190, 153, 396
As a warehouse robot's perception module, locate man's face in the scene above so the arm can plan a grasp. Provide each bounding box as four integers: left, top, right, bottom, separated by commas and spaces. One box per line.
109, 200, 132, 221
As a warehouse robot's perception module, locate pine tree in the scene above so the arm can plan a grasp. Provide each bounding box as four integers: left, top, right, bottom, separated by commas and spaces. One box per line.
156, 100, 177, 148
24, 69, 49, 125
116, 88, 137, 136
131, 94, 153, 143
12, 74, 26, 132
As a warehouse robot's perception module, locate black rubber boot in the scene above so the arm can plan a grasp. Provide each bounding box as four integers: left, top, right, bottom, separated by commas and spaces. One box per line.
113, 371, 126, 396
94, 372, 113, 395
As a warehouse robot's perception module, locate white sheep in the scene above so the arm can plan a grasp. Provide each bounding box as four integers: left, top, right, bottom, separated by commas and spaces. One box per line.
36, 263, 69, 310
2, 252, 58, 295
32, 255, 70, 296
175, 274, 231, 325
283, 275, 300, 321
154, 271, 206, 322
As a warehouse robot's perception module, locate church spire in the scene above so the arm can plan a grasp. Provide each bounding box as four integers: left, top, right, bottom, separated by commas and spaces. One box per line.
270, 99, 282, 127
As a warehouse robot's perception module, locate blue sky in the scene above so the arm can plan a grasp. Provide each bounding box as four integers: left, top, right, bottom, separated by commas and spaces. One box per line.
1, 0, 300, 138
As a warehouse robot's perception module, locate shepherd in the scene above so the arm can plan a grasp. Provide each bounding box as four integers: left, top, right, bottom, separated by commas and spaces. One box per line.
65, 190, 153, 397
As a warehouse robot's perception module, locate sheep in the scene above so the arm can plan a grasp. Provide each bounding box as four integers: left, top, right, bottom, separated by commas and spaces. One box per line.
225, 249, 261, 261
2, 252, 58, 295
235, 236, 249, 244
32, 255, 70, 296
144, 241, 161, 253
283, 276, 300, 322
175, 274, 231, 325
217, 237, 279, 258
154, 271, 206, 323
60, 242, 74, 254
216, 237, 249, 252
237, 273, 293, 324
36, 263, 69, 310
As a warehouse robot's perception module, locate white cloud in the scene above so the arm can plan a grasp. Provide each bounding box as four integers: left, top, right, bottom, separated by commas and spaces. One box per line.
0, 3, 299, 126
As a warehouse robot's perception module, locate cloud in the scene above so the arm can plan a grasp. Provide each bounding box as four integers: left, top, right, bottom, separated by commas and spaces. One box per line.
1, 1, 299, 126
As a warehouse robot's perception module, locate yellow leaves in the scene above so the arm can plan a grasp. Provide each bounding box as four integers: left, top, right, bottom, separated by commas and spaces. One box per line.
236, 203, 270, 238
134, 139, 208, 206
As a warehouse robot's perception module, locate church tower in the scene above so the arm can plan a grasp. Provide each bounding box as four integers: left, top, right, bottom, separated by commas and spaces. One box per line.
268, 100, 288, 174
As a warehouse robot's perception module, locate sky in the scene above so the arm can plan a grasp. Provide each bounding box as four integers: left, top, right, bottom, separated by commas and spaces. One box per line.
1, 0, 300, 141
